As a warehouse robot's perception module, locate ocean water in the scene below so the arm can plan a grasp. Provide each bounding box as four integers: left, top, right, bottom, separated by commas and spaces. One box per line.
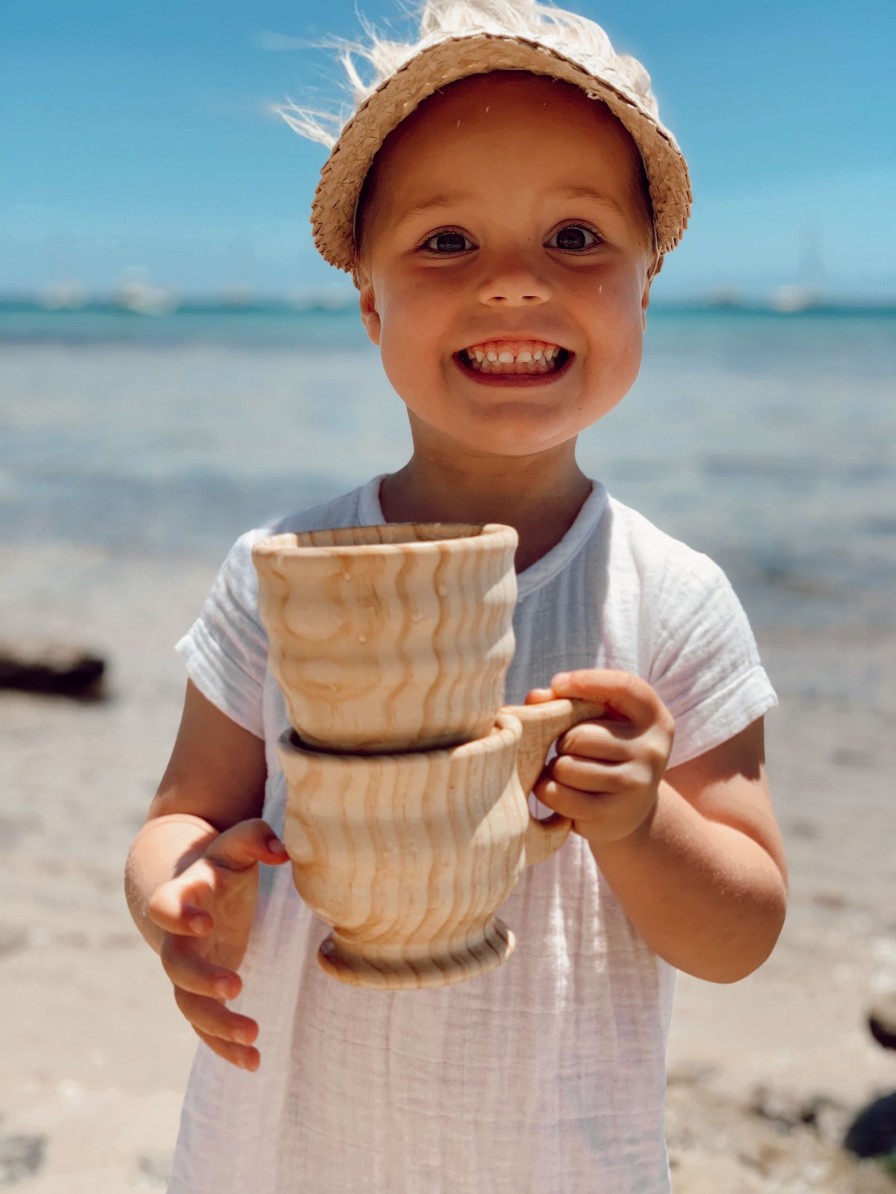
2, 301, 894, 632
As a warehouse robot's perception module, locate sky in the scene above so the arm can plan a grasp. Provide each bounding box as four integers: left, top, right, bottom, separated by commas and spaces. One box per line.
3, 0, 895, 302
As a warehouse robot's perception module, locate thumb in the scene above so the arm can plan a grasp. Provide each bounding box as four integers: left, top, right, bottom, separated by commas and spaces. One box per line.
523, 686, 557, 706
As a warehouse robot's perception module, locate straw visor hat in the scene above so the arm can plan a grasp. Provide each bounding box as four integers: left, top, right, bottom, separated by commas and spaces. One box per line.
282, 0, 692, 273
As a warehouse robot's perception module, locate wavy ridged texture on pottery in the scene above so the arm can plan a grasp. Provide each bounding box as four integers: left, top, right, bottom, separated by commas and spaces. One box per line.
278, 699, 605, 989
253, 523, 518, 752
256, 521, 604, 988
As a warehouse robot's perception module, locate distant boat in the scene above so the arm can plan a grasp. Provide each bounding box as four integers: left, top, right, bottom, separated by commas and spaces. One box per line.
219, 285, 253, 309
767, 284, 824, 314
115, 272, 177, 315
768, 229, 826, 313
704, 286, 747, 309
289, 287, 355, 313
40, 281, 88, 311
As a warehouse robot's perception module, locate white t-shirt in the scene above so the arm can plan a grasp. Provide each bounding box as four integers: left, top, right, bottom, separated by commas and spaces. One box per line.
169, 477, 776, 1194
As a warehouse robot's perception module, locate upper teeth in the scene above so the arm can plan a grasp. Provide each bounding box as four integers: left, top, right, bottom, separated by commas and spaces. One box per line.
467, 342, 561, 364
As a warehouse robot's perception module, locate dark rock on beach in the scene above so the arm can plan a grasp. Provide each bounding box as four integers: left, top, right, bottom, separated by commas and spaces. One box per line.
667, 1073, 896, 1192
870, 996, 896, 1052
0, 1126, 46, 1187
136, 1150, 173, 1187
0, 639, 107, 700
845, 1092, 896, 1162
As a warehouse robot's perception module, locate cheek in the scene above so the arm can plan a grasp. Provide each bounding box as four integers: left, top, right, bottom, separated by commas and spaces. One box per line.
620, 336, 644, 392
616, 315, 645, 387
377, 322, 440, 409
377, 285, 447, 378
585, 280, 646, 398
596, 276, 646, 336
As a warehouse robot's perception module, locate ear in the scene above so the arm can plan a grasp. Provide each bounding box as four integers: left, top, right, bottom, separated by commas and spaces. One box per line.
641, 254, 662, 329
356, 265, 382, 346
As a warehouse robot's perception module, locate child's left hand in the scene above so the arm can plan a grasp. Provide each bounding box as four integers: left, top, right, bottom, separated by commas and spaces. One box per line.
525, 669, 675, 846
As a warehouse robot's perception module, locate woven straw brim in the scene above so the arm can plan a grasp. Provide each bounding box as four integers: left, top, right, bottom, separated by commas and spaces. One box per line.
311, 33, 692, 273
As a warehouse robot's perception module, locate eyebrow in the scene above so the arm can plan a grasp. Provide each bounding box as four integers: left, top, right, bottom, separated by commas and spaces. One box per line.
388, 184, 630, 238
555, 185, 628, 217
390, 192, 477, 230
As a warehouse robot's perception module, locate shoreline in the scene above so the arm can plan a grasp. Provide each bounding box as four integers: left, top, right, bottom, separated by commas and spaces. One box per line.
2, 541, 894, 1190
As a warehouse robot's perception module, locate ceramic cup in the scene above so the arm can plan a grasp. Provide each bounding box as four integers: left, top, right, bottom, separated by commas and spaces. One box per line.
253, 523, 519, 753
278, 697, 605, 989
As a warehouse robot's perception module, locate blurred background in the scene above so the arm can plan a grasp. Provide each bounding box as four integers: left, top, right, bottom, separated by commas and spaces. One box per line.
2, 2, 895, 1190
3, 0, 895, 303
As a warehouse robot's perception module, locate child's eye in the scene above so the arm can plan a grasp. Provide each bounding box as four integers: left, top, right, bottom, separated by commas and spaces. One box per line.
421, 230, 474, 254
546, 224, 602, 252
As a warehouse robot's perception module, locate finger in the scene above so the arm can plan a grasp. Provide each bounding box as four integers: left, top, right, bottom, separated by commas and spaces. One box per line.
161, 933, 243, 1000
193, 1025, 261, 1072
148, 878, 216, 937
549, 752, 653, 795
174, 987, 258, 1048
551, 754, 621, 792
556, 722, 637, 761
534, 774, 615, 822
147, 822, 287, 934
204, 818, 289, 873
549, 670, 671, 729
523, 686, 556, 706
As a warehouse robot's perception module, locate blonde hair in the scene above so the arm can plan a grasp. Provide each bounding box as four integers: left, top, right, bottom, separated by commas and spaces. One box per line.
279, 0, 656, 150
280, 0, 689, 269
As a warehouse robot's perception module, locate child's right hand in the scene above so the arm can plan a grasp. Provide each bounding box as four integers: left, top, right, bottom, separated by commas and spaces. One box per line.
146, 818, 290, 1071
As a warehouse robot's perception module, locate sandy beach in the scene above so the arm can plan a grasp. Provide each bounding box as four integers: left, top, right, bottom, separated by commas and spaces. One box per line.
2, 539, 895, 1192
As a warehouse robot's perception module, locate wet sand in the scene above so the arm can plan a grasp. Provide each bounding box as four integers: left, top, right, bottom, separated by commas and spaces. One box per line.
2, 541, 895, 1191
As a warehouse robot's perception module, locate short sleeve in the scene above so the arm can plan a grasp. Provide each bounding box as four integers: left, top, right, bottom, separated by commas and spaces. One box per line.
647, 554, 776, 768
175, 531, 269, 738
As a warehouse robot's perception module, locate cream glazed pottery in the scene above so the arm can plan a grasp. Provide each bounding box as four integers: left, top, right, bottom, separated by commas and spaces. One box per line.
252, 523, 518, 753
278, 697, 605, 989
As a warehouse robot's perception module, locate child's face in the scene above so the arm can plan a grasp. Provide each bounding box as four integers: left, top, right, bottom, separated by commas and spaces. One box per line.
356, 73, 656, 464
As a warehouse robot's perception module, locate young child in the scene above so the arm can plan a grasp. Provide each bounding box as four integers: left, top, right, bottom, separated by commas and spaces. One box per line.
125, 2, 788, 1190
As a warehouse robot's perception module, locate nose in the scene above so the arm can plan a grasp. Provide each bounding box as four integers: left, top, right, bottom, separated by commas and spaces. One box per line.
476, 248, 552, 307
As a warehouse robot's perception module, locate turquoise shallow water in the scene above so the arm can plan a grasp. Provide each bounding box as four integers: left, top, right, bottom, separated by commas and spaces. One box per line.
2, 302, 894, 632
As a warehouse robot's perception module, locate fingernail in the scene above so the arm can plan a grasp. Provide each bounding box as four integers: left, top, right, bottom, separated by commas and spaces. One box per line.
552, 672, 570, 687
267, 837, 288, 857
189, 915, 208, 934
215, 977, 234, 999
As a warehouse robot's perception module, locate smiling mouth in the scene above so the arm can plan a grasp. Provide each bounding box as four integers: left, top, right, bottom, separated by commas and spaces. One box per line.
457, 339, 572, 376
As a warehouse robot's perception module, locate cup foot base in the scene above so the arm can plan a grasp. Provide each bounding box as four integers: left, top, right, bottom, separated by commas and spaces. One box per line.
317, 919, 516, 989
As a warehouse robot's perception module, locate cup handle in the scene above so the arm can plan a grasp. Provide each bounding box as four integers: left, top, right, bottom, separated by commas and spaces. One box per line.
502, 698, 606, 867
